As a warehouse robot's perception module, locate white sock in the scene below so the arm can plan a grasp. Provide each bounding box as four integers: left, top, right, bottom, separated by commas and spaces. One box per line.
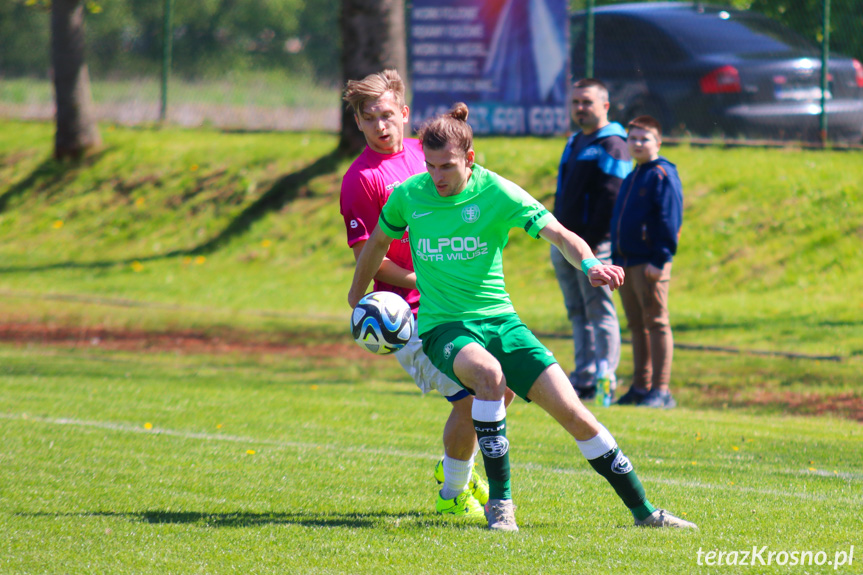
472, 398, 506, 422
440, 455, 474, 500
575, 424, 617, 460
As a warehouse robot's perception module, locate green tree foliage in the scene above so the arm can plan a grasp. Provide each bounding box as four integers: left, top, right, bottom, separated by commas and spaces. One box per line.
298, 0, 340, 82
747, 0, 863, 64
2, 0, 339, 81
0, 2, 51, 76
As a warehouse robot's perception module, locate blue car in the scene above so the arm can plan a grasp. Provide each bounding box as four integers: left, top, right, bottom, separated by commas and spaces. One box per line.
571, 2, 863, 142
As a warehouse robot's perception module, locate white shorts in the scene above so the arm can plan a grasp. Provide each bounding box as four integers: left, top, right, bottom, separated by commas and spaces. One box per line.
394, 323, 465, 399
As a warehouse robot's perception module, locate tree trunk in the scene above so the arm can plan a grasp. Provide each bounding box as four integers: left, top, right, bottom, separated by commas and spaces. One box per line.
338, 0, 407, 155
52, 0, 101, 160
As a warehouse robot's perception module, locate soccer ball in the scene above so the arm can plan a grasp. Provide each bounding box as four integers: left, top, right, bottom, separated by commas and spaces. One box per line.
350, 291, 414, 355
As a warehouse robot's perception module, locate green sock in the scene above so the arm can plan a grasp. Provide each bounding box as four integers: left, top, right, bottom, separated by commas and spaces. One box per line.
587, 447, 657, 521
474, 417, 511, 500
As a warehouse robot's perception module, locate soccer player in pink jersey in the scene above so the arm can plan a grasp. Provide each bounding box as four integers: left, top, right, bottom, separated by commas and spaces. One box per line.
340, 69, 513, 517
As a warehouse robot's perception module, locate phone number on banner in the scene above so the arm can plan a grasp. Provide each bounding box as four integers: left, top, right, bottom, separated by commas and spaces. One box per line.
414, 105, 568, 136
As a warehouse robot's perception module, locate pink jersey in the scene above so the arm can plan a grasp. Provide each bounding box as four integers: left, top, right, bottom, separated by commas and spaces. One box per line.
340, 138, 425, 311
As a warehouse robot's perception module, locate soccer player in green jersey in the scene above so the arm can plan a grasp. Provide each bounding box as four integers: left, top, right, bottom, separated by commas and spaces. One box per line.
348, 102, 696, 532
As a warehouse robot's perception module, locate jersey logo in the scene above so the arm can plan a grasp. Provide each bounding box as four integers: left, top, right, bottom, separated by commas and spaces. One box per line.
412, 211, 433, 219
461, 204, 480, 223
577, 146, 601, 160
416, 236, 488, 262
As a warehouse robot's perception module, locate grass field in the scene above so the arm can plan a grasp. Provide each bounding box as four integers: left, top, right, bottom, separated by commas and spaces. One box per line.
0, 119, 861, 573
2, 344, 860, 574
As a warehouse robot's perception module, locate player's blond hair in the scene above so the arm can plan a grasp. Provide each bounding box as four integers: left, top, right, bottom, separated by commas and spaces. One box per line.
418, 102, 473, 157
343, 69, 406, 117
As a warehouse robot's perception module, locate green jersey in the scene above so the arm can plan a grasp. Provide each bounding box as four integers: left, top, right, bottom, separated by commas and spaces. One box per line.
378, 164, 554, 335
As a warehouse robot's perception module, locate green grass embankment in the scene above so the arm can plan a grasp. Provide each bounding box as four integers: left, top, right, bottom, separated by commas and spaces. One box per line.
0, 119, 860, 417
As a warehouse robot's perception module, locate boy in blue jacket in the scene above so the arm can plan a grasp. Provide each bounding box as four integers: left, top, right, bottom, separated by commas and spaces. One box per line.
610, 116, 683, 408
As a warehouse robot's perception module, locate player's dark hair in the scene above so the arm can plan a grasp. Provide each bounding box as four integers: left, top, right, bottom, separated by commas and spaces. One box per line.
573, 78, 609, 102
628, 115, 663, 139
418, 102, 473, 156
343, 69, 406, 117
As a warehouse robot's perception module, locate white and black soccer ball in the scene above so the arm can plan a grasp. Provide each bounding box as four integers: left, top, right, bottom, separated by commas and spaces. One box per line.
350, 291, 414, 355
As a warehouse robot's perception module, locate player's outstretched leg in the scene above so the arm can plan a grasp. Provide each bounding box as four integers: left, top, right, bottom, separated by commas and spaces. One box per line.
528, 363, 697, 529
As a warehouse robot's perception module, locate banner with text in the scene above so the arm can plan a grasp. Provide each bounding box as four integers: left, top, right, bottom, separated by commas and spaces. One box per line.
409, 0, 569, 136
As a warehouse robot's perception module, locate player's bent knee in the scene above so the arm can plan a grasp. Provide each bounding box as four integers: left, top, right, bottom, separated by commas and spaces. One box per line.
456, 362, 505, 398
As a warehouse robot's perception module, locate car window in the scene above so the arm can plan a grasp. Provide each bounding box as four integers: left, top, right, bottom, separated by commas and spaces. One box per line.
572, 15, 685, 73
595, 17, 644, 70
634, 24, 686, 66
656, 11, 819, 56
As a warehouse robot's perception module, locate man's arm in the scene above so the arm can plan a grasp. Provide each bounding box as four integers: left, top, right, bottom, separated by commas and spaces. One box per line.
539, 219, 625, 291
348, 226, 394, 308
351, 239, 417, 290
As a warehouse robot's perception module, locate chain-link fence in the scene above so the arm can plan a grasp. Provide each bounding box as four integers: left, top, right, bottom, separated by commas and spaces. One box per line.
1, 0, 861, 142
0, 0, 342, 131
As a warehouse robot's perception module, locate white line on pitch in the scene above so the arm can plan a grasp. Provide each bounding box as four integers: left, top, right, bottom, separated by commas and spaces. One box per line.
3, 412, 861, 505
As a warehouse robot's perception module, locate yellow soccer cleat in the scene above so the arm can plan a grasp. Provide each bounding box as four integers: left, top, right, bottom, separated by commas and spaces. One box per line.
434, 457, 490, 506
433, 457, 445, 484
469, 467, 489, 506
435, 490, 484, 518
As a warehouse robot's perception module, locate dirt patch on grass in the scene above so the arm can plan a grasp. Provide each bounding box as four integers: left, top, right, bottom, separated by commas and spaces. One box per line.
3, 321, 861, 423
701, 386, 863, 423
748, 390, 863, 422
0, 321, 366, 360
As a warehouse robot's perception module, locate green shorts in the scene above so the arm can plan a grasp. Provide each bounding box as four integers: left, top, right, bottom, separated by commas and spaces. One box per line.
421, 314, 558, 401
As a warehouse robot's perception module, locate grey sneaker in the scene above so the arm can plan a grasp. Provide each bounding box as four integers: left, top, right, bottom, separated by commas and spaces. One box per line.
484, 499, 519, 532
640, 389, 677, 409
635, 509, 698, 529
